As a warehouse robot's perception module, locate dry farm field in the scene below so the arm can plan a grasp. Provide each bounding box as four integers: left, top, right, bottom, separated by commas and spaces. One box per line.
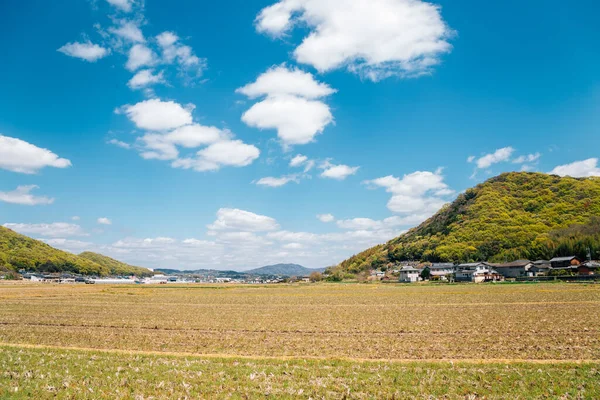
1, 281, 599, 398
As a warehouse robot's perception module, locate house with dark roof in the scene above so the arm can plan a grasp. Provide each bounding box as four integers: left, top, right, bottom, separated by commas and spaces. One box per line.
578, 261, 600, 276
398, 266, 420, 283
455, 262, 503, 283
550, 256, 581, 270
491, 260, 533, 278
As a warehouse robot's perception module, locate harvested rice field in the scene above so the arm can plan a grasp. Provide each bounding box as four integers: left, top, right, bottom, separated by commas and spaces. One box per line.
1, 282, 599, 398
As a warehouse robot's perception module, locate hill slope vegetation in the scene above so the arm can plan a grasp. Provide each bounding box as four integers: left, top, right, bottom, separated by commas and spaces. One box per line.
335, 172, 600, 274
0, 226, 151, 276
78, 252, 152, 277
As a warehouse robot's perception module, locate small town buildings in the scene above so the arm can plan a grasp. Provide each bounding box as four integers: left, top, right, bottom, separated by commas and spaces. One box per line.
578, 261, 600, 275
398, 266, 420, 283
550, 256, 581, 269
429, 263, 455, 281
455, 262, 503, 283
492, 260, 533, 278
530, 260, 552, 276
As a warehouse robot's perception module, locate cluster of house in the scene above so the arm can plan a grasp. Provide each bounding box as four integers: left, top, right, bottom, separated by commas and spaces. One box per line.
396, 256, 600, 283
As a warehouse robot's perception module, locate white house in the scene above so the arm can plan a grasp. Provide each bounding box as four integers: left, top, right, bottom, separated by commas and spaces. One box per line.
398, 266, 420, 283
455, 262, 503, 283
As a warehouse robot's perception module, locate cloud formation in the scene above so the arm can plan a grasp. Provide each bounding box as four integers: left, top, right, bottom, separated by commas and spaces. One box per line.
0, 185, 54, 206
3, 223, 86, 237
550, 158, 600, 178
255, 0, 454, 81
0, 135, 72, 174
58, 41, 110, 62
320, 161, 359, 180
238, 65, 335, 146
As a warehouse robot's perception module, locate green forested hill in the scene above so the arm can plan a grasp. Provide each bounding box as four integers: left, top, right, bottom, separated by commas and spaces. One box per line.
0, 226, 151, 276
335, 172, 600, 274
78, 252, 152, 276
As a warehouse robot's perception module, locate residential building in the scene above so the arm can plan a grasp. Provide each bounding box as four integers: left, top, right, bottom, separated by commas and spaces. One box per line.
550, 256, 581, 269
492, 260, 533, 278
455, 262, 503, 283
398, 266, 420, 283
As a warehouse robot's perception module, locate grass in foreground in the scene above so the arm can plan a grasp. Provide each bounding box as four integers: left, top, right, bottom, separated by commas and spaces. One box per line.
1, 345, 599, 399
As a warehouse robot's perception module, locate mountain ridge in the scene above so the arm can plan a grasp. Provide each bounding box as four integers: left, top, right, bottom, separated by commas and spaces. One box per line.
333, 172, 600, 274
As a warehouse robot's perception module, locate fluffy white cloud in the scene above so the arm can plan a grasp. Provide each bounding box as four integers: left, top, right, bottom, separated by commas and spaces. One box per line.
58, 41, 109, 62
97, 217, 112, 225
173, 140, 260, 172
320, 161, 359, 180
237, 65, 336, 99
122, 99, 193, 131
106, 0, 135, 12
471, 147, 515, 169
317, 214, 335, 223
239, 66, 335, 146
208, 208, 280, 232
512, 153, 541, 164
137, 133, 179, 160
364, 169, 450, 216
128, 69, 165, 89
165, 124, 230, 148
550, 158, 600, 178
109, 21, 144, 43
0, 135, 72, 174
255, 0, 454, 81
255, 175, 299, 187
126, 44, 157, 71
3, 223, 86, 237
0, 185, 54, 206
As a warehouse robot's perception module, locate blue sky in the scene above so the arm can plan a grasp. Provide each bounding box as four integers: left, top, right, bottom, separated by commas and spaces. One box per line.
1, 0, 599, 270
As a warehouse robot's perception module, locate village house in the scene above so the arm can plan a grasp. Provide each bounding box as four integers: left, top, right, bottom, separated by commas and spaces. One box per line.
550, 256, 581, 269
530, 260, 552, 276
428, 263, 455, 281
398, 266, 420, 283
492, 260, 533, 278
455, 262, 503, 283
578, 261, 600, 275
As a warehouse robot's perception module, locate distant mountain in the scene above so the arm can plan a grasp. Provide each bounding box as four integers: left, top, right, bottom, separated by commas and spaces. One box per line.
334, 172, 600, 274
78, 252, 153, 277
245, 264, 324, 277
157, 264, 325, 277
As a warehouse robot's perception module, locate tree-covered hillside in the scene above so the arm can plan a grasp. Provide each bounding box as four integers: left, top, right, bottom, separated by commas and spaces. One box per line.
0, 226, 152, 276
78, 252, 153, 277
335, 172, 600, 274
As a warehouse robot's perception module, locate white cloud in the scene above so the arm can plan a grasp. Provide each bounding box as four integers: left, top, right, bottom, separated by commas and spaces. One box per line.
512, 153, 541, 164
0, 185, 54, 206
72, 216, 81, 221
255, 175, 299, 187
165, 124, 230, 148
550, 158, 600, 178
473, 147, 515, 169
320, 161, 359, 180
122, 99, 193, 131
255, 0, 454, 81
208, 208, 280, 232
364, 169, 450, 217
3, 222, 86, 237
336, 218, 381, 230
126, 44, 156, 71
237, 65, 336, 99
97, 217, 112, 225
108, 139, 132, 149
58, 41, 110, 62
156, 31, 206, 83
173, 140, 260, 172
137, 133, 179, 160
0, 135, 72, 174
238, 66, 335, 146
109, 21, 144, 43
467, 155, 475, 163
106, 0, 135, 12
317, 214, 335, 223
128, 69, 165, 89
290, 154, 308, 167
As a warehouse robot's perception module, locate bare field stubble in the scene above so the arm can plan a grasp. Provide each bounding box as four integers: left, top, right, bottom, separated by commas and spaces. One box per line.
1, 282, 599, 398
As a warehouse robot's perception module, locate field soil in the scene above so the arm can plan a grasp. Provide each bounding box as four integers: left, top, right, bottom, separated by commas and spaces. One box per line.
1, 282, 599, 398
